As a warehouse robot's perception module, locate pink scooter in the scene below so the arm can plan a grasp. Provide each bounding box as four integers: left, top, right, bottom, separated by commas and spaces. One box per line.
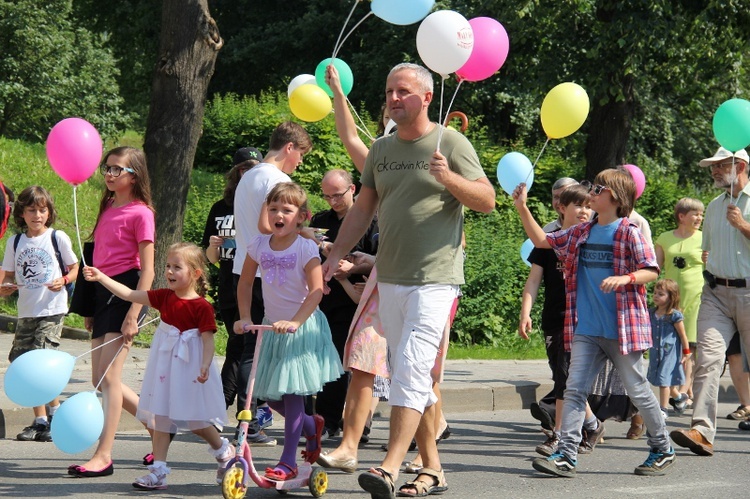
221, 325, 328, 498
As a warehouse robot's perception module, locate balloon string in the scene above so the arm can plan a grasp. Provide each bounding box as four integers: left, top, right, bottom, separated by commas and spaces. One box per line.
331, 0, 362, 60
346, 96, 375, 141
72, 186, 87, 267
93, 343, 124, 392
436, 78, 463, 153
75, 315, 160, 360
333, 12, 373, 60
531, 138, 550, 169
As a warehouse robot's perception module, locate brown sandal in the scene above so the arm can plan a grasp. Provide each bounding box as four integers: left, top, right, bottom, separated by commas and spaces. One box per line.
358, 467, 396, 499
396, 468, 448, 497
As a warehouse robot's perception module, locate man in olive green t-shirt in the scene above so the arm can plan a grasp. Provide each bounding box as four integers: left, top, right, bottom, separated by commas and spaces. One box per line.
322, 62, 495, 497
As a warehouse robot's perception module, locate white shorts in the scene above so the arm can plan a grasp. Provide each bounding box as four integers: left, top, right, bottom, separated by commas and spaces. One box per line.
377, 282, 458, 413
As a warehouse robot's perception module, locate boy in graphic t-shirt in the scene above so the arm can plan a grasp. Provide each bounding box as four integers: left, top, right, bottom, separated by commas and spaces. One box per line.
513, 169, 676, 478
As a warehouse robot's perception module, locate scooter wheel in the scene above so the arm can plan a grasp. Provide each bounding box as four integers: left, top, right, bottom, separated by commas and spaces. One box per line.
222, 465, 247, 499
309, 467, 328, 497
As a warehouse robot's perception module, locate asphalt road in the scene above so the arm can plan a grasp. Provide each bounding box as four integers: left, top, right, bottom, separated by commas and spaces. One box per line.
1, 403, 747, 499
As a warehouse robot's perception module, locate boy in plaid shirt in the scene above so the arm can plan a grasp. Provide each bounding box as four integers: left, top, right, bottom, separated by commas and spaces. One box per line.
512, 168, 676, 478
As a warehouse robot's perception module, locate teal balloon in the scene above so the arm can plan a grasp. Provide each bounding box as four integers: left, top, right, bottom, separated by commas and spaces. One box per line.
51, 392, 104, 454
520, 238, 534, 267
713, 98, 750, 152
371, 0, 434, 25
315, 58, 354, 97
4, 349, 75, 407
497, 152, 534, 196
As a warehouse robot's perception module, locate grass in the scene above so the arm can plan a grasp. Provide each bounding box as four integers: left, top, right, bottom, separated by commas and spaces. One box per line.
448, 341, 546, 360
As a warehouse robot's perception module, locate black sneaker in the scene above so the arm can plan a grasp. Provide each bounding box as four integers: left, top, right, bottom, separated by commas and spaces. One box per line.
578, 420, 605, 454
17, 422, 50, 442
739, 419, 750, 431
532, 452, 577, 478
530, 402, 555, 431
634, 447, 676, 476
360, 424, 371, 444
669, 393, 688, 415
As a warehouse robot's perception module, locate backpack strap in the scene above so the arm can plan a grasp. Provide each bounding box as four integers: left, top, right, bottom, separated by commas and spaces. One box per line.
50, 229, 69, 277
13, 233, 20, 252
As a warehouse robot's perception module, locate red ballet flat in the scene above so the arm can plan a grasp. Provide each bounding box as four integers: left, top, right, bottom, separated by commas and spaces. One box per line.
264, 462, 298, 481
301, 414, 325, 464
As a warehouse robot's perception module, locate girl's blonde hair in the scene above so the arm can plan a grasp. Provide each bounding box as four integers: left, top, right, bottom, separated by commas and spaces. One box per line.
654, 279, 681, 314
91, 146, 154, 238
13, 186, 56, 230
266, 182, 310, 228
169, 242, 209, 297
673, 197, 704, 224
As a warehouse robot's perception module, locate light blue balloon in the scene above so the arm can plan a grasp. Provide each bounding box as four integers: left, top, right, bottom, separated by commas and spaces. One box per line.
497, 151, 534, 196
4, 349, 75, 407
371, 0, 434, 25
520, 238, 535, 267
51, 392, 104, 454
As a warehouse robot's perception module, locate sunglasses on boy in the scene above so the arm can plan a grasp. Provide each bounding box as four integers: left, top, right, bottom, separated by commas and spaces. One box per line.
100, 165, 135, 177
579, 180, 609, 196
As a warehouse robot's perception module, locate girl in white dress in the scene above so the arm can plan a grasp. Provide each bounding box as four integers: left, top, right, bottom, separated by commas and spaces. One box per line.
84, 242, 232, 490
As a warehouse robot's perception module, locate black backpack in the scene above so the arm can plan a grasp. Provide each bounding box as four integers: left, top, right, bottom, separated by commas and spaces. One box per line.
14, 229, 75, 298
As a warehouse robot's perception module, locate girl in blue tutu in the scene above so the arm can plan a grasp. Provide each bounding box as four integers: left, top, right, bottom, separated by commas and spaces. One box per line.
234, 182, 343, 482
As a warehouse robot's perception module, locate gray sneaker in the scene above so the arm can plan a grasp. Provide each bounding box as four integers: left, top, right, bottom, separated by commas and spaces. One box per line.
535, 433, 559, 457
578, 420, 605, 454
634, 447, 675, 476
247, 430, 276, 447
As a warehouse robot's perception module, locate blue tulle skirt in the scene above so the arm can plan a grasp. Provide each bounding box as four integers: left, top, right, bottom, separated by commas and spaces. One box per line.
254, 309, 343, 401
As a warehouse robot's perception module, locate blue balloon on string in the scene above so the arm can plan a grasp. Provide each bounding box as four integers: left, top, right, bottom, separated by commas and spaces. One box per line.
4, 349, 75, 407
371, 0, 434, 25
497, 152, 534, 195
51, 392, 104, 454
520, 238, 535, 267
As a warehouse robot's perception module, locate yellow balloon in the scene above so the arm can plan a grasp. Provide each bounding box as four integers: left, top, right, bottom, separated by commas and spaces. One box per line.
289, 84, 332, 122
540, 82, 590, 139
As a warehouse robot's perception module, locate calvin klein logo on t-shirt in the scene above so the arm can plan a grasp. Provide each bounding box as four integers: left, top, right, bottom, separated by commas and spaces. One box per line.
375, 156, 430, 172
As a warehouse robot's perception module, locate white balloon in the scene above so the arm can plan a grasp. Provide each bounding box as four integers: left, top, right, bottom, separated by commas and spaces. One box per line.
288, 74, 317, 98
384, 119, 397, 136
416, 10, 473, 77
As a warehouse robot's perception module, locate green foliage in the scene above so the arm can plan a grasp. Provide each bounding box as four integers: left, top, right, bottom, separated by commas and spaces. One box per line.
196, 91, 366, 195
0, 0, 131, 140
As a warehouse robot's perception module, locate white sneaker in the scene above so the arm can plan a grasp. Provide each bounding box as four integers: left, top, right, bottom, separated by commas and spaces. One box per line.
210, 437, 236, 484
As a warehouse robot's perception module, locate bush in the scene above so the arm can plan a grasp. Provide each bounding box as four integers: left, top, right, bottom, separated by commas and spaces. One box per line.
196, 91, 369, 195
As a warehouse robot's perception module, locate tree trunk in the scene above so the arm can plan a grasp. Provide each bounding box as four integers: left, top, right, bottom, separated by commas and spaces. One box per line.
584, 76, 635, 180
144, 0, 222, 287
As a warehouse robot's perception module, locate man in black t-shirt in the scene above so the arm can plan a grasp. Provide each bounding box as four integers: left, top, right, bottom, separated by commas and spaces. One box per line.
311, 169, 378, 438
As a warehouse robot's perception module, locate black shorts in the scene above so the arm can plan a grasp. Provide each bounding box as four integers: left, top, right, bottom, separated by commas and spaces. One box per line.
727, 331, 742, 356
92, 269, 147, 339
544, 329, 570, 399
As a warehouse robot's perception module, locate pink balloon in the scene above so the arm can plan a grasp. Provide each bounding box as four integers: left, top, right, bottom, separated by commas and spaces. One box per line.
46, 118, 103, 186
622, 163, 646, 199
456, 17, 509, 82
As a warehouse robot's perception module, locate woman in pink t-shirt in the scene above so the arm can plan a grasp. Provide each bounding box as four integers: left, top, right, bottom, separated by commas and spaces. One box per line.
68, 146, 156, 478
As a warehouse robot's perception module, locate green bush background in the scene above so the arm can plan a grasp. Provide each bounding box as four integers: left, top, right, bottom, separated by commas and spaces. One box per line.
0, 90, 719, 359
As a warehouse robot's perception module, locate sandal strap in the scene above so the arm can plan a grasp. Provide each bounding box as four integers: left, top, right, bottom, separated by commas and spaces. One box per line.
371, 467, 395, 492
